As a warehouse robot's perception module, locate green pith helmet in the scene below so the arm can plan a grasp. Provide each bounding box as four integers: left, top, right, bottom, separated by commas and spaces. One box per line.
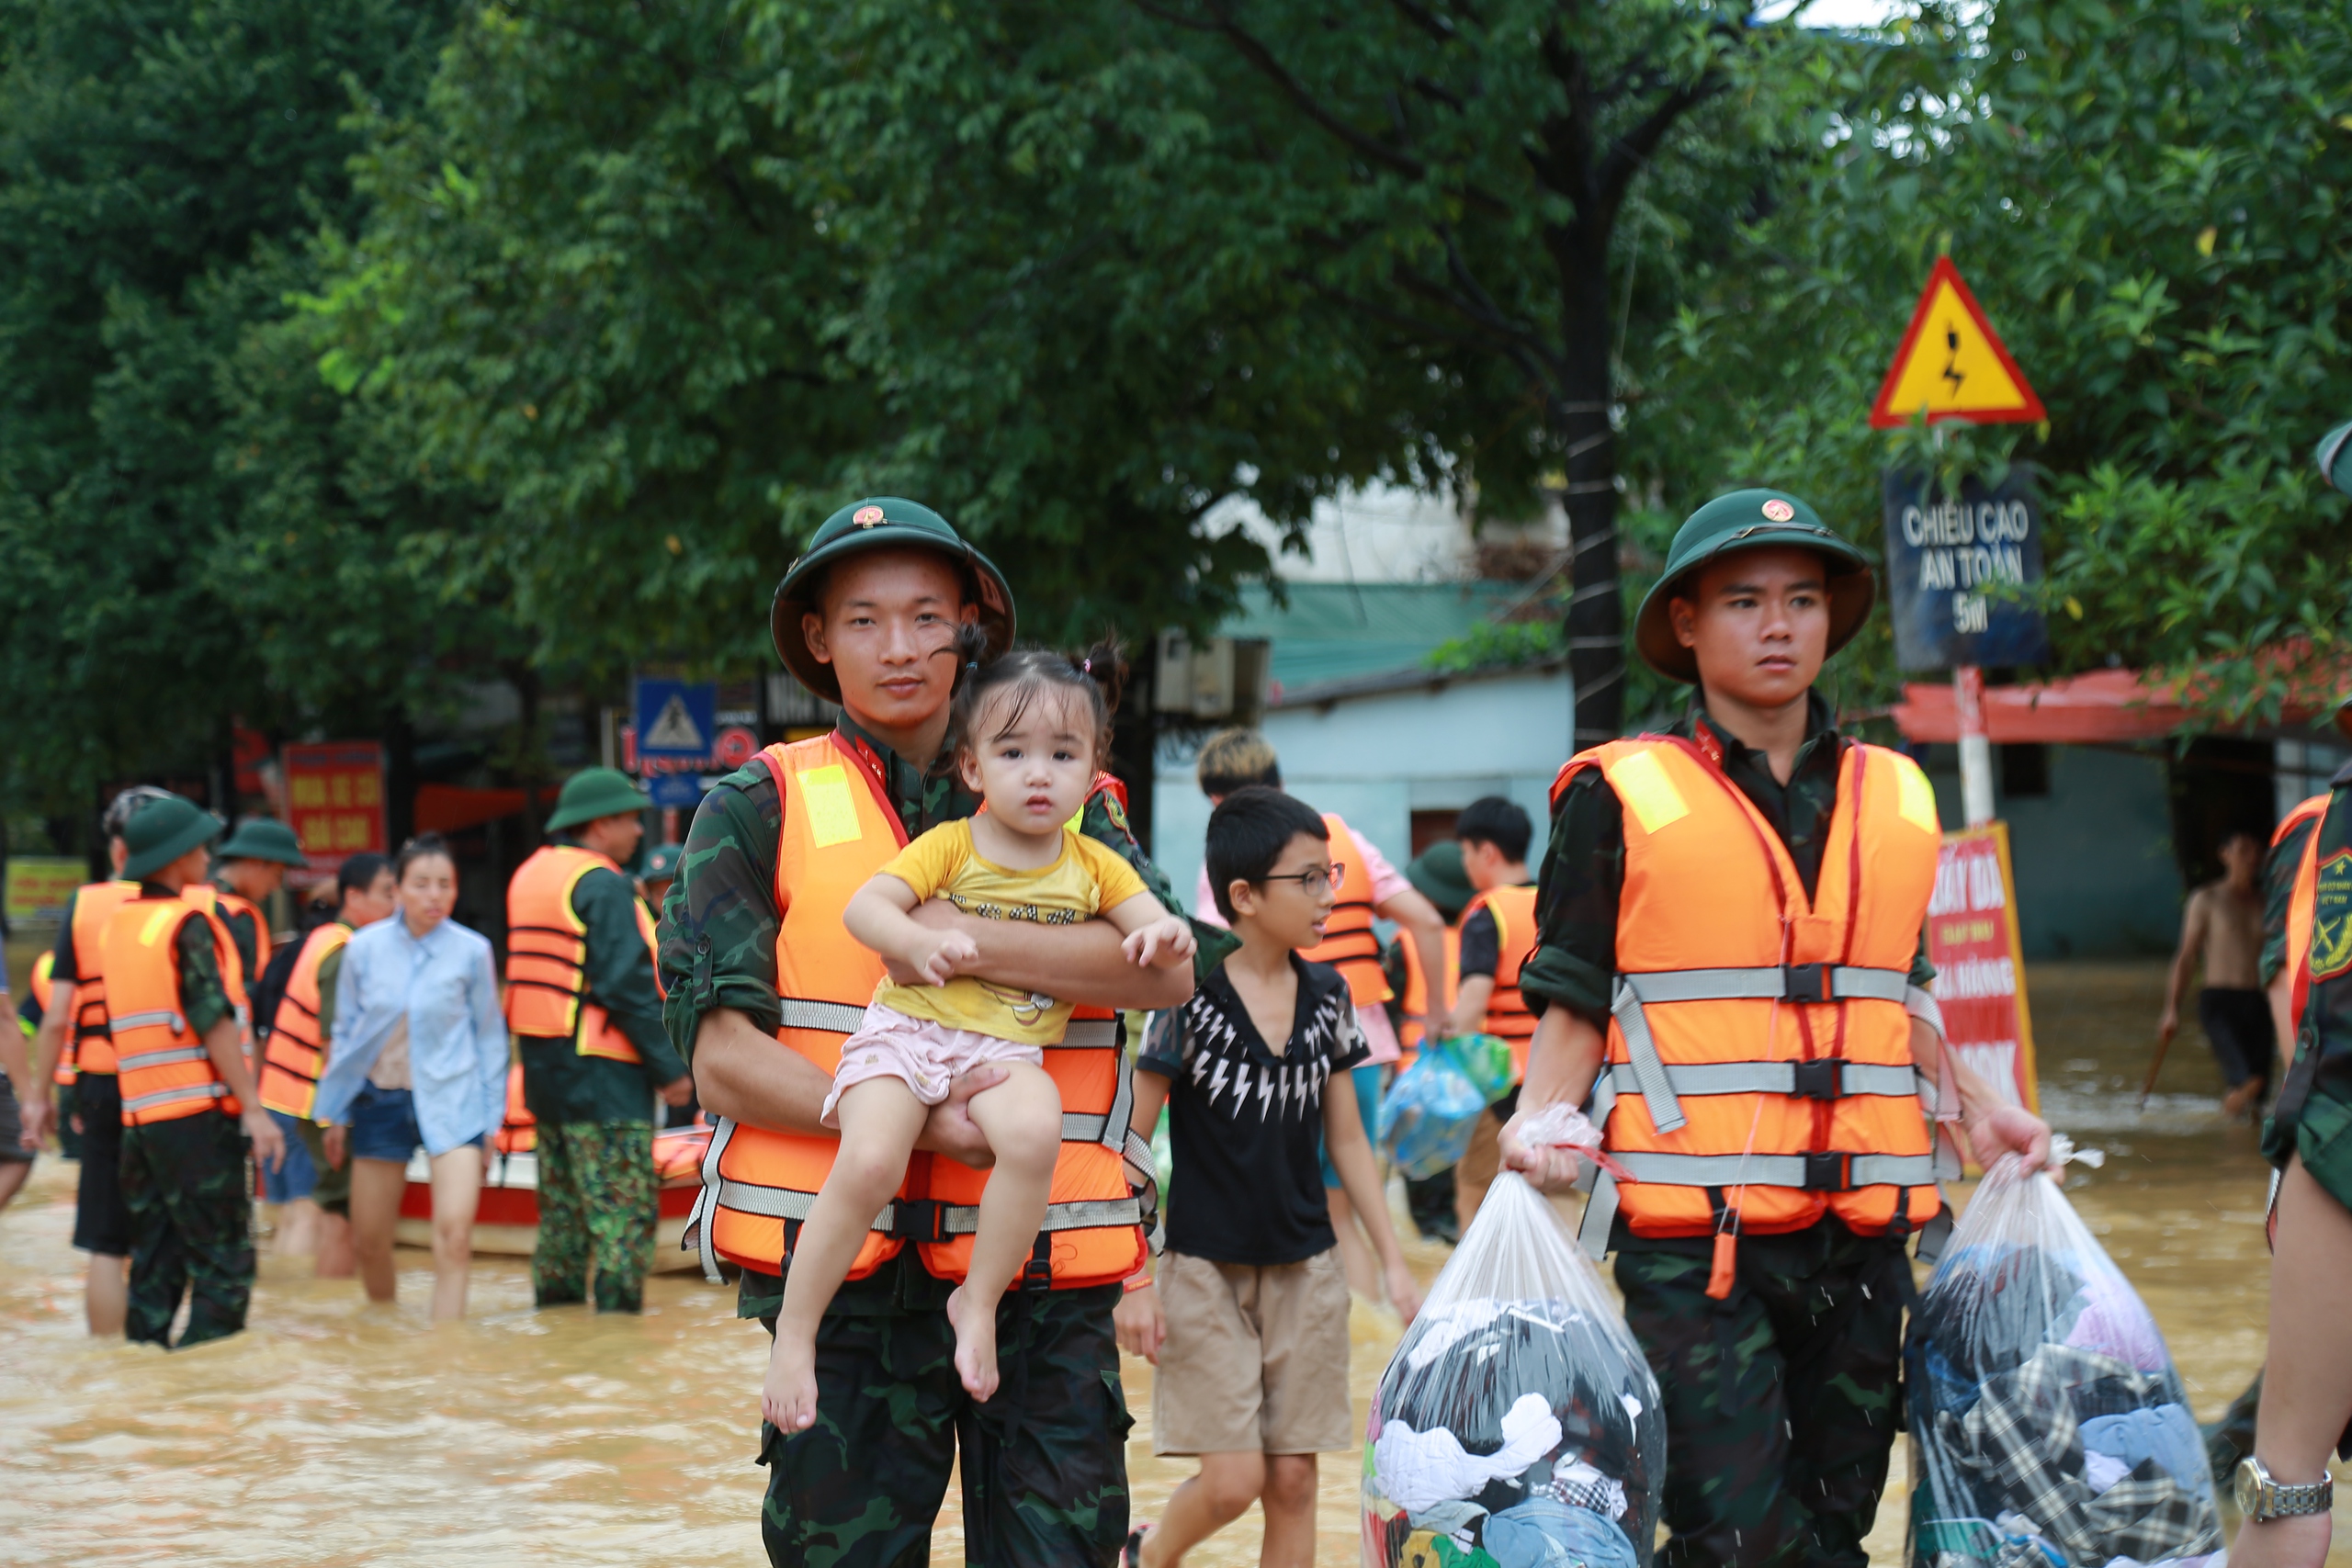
1404, 841, 1474, 923
215, 817, 309, 867
1634, 488, 1877, 683
121, 794, 224, 880
546, 767, 653, 832
639, 842, 683, 883
769, 497, 1015, 703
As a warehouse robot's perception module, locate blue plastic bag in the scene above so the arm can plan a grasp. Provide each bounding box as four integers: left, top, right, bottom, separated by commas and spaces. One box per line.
1379, 1039, 1488, 1179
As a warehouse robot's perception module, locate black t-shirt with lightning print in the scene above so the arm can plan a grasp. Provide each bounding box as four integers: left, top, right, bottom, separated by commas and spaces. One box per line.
1136, 953, 1369, 1266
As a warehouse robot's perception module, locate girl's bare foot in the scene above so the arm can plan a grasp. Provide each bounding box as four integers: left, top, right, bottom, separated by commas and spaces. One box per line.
763, 1329, 821, 1432
947, 1285, 1001, 1401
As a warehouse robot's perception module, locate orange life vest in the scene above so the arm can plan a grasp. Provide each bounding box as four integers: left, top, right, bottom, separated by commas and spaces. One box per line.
104, 893, 251, 1127
1302, 813, 1392, 1007
2279, 794, 2330, 1040
257, 921, 353, 1119
209, 886, 270, 971
28, 950, 66, 1085
62, 881, 140, 1077
1463, 883, 1541, 1081
687, 734, 1148, 1289
1396, 925, 1463, 1061
504, 844, 657, 1064
1554, 734, 1946, 1252
494, 1063, 537, 1154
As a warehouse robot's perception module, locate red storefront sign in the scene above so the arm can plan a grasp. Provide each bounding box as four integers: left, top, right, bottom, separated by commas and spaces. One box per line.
284, 741, 387, 874
1925, 821, 2041, 1113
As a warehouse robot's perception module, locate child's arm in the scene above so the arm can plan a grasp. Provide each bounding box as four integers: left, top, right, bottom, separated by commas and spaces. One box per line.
1102, 891, 1196, 969
1325, 1077, 1422, 1324
1114, 1063, 1173, 1364
845, 874, 979, 987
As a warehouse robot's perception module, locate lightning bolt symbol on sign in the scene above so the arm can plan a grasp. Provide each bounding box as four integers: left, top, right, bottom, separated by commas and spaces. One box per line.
1940, 323, 1965, 395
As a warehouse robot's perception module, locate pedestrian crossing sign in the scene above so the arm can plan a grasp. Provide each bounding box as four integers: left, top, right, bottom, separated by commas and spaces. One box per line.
633, 677, 716, 760
1868, 257, 2046, 429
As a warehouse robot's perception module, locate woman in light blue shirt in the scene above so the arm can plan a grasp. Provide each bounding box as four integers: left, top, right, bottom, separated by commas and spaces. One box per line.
315, 834, 507, 1320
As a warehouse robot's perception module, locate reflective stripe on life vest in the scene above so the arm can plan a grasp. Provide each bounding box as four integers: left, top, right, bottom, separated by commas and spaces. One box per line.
103, 896, 250, 1127
1550, 734, 1944, 1252
1463, 883, 1540, 1081
503, 843, 653, 1064
65, 881, 140, 1077
687, 736, 1148, 1291
1302, 813, 1392, 1007
258, 921, 352, 1119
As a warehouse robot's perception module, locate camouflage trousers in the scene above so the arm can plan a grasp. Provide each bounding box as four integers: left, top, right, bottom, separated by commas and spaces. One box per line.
533, 1121, 656, 1313
1615, 1224, 1910, 1568
757, 1283, 1133, 1568
120, 1112, 254, 1349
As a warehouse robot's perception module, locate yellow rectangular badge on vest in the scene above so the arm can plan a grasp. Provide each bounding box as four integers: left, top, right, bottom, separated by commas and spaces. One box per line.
797, 766, 864, 849
1610, 750, 1690, 835
1893, 756, 1940, 834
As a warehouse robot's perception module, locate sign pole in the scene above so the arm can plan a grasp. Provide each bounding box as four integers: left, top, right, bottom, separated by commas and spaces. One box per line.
1954, 663, 1995, 828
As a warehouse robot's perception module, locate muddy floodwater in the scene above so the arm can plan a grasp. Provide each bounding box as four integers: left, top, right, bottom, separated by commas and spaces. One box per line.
2, 961, 2345, 1563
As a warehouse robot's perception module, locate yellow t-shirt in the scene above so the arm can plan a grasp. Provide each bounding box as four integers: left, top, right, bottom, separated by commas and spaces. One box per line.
870, 819, 1151, 1045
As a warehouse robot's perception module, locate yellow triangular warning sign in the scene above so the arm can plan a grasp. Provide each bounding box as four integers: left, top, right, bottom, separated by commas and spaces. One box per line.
1869, 258, 2045, 428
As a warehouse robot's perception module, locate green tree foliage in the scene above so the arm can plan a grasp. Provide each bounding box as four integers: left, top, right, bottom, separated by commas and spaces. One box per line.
1121, 0, 1827, 745
1628, 0, 2352, 723
0, 0, 459, 813
313, 0, 1445, 675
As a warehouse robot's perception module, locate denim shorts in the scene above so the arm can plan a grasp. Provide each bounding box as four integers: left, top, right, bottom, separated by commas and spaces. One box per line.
348, 1082, 424, 1164
261, 1108, 319, 1201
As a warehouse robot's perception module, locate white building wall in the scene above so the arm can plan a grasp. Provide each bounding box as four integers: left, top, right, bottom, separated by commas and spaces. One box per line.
1152, 669, 1574, 918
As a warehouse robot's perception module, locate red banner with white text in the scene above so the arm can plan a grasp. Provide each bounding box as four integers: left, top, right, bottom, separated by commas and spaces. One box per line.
1925, 821, 2041, 1114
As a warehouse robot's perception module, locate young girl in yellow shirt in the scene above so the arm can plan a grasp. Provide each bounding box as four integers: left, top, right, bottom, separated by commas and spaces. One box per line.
763, 637, 1193, 1431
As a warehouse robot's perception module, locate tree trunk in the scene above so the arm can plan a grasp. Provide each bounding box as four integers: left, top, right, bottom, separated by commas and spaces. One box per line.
1555, 235, 1626, 750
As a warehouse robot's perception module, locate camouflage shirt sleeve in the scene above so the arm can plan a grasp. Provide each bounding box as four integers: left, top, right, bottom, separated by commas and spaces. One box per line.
1076, 788, 1233, 982
660, 760, 784, 1062
2262, 812, 2322, 987
175, 910, 233, 1038
574, 863, 688, 1084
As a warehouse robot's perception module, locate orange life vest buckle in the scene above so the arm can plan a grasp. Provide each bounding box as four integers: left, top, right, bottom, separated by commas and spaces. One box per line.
1781, 963, 1833, 1004
885, 1199, 951, 1244
1789, 1059, 1843, 1100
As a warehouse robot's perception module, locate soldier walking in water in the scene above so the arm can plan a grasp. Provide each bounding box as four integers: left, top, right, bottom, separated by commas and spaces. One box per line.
2159, 827, 2275, 1118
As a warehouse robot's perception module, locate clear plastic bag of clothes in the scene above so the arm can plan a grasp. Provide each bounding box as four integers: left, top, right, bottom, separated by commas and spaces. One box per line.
1380, 1039, 1491, 1180
1905, 1144, 2223, 1568
1364, 1168, 1665, 1568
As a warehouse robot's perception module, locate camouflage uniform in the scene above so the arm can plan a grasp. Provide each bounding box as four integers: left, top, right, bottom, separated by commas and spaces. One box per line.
1617, 1226, 1910, 1568
119, 908, 251, 1349
520, 840, 689, 1314
534, 1121, 658, 1312
2266, 761, 2352, 1212
662, 714, 1188, 1568
1521, 698, 1934, 1568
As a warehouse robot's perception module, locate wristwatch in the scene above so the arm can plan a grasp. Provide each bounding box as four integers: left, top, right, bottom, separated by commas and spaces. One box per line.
2234, 1456, 2335, 1521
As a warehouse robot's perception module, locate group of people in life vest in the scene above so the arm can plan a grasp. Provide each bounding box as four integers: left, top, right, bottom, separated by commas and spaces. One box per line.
13, 434, 2352, 1568
3, 763, 695, 1341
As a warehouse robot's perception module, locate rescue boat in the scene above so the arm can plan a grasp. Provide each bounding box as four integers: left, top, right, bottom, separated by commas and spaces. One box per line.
393, 1066, 711, 1272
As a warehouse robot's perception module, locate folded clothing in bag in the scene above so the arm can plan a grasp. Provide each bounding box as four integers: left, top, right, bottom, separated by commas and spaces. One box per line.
1905, 1153, 2222, 1568
1363, 1172, 1664, 1568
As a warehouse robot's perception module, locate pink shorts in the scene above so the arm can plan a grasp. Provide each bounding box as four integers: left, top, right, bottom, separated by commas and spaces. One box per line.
820, 1003, 1045, 1127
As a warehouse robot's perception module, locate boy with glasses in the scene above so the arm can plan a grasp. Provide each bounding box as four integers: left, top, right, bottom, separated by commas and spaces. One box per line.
1116, 786, 1422, 1568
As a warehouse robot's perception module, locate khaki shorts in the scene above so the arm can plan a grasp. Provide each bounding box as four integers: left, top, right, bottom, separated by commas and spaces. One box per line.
1151, 1247, 1353, 1456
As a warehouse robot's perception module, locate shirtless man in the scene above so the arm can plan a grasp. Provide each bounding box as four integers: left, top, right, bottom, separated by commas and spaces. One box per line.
2159, 827, 2273, 1118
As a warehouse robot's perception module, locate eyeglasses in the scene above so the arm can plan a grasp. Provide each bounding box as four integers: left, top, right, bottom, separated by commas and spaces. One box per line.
1257, 863, 1345, 896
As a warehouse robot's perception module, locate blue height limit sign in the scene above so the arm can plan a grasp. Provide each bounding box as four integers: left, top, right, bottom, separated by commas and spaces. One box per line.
1881, 468, 2052, 673
634, 677, 716, 760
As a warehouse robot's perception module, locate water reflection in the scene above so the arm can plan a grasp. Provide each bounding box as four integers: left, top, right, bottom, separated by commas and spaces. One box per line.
0, 963, 2337, 1563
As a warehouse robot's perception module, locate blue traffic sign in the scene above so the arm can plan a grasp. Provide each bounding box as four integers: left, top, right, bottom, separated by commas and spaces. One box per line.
645, 773, 706, 808
634, 678, 716, 760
